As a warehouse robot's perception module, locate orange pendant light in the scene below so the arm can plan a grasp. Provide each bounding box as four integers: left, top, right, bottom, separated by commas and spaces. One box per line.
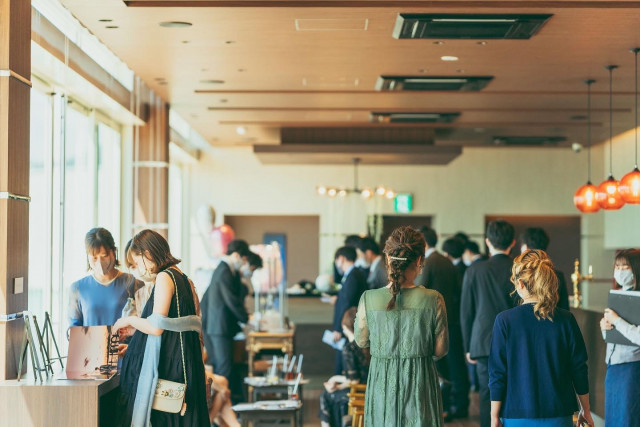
595, 65, 626, 210
619, 48, 640, 204
574, 80, 601, 213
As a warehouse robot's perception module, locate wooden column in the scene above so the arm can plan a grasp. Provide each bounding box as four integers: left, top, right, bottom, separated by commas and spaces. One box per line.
0, 0, 31, 380
132, 80, 170, 239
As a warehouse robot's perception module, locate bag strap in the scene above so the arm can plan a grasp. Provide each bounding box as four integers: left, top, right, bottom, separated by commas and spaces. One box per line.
165, 268, 188, 388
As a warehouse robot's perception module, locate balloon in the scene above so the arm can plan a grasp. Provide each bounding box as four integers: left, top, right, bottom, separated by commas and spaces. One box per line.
210, 224, 235, 256
195, 205, 216, 235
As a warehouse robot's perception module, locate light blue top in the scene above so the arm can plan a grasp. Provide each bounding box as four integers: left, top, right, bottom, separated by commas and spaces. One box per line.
68, 272, 140, 327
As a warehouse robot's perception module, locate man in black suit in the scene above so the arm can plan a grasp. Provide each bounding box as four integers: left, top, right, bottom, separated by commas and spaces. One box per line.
462, 240, 485, 267
332, 246, 367, 374
201, 239, 251, 384
417, 227, 469, 420
520, 227, 570, 310
460, 220, 518, 427
360, 237, 387, 289
443, 236, 467, 296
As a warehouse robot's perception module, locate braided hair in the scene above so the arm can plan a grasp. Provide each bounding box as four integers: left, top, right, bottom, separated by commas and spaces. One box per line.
383, 226, 426, 310
511, 249, 558, 321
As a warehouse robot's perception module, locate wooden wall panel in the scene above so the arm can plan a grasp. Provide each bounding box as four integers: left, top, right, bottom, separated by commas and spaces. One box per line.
0, 0, 30, 381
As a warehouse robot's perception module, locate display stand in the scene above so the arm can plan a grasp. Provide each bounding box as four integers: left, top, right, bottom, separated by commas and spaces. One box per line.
17, 312, 65, 381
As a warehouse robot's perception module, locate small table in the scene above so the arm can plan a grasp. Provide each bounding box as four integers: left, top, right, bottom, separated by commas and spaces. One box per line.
233, 400, 302, 427
244, 377, 310, 425
246, 330, 295, 377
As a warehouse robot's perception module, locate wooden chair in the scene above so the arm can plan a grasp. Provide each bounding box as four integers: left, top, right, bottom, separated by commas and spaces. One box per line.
351, 407, 365, 427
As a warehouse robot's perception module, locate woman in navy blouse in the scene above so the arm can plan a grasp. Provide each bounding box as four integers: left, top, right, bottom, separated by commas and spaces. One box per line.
488, 250, 593, 427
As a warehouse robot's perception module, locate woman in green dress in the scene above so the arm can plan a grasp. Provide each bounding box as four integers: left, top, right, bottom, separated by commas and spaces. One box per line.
355, 226, 449, 426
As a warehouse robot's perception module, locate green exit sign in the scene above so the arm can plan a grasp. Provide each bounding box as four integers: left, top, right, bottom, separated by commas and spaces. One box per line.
394, 193, 413, 213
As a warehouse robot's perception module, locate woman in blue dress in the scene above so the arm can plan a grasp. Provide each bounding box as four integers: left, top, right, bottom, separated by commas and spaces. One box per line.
601, 248, 640, 427
489, 250, 593, 427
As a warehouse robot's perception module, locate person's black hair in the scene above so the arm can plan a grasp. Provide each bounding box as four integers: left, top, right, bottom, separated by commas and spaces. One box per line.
465, 240, 481, 255
359, 237, 381, 255
226, 239, 251, 257
486, 220, 515, 251
335, 246, 357, 262
344, 235, 362, 248
247, 251, 263, 269
521, 227, 550, 251
443, 237, 465, 259
453, 232, 470, 244
419, 226, 438, 248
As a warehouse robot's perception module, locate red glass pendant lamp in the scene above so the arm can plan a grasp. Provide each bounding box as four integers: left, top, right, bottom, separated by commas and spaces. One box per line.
595, 65, 625, 210
574, 80, 601, 213
619, 48, 640, 204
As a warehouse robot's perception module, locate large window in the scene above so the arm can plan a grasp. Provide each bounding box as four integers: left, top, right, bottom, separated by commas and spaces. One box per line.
28, 89, 124, 341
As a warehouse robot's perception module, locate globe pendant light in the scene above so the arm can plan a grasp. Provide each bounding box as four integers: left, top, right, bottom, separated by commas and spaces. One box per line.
619, 48, 640, 203
574, 80, 601, 213
595, 65, 626, 210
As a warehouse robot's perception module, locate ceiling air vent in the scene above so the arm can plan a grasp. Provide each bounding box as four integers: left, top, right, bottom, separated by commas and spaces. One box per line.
492, 136, 566, 146
376, 76, 493, 92
393, 14, 552, 40
371, 112, 460, 124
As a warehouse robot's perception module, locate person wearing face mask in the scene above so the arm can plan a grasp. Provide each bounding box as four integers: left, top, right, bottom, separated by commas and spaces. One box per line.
359, 237, 387, 290
68, 228, 143, 328
239, 251, 263, 314
113, 229, 209, 427
200, 239, 251, 385
489, 250, 592, 427
600, 248, 640, 427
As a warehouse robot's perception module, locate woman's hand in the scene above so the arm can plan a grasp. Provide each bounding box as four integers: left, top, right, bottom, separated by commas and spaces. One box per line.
113, 316, 131, 333
600, 316, 614, 331
118, 344, 128, 358
577, 409, 594, 426
604, 308, 620, 324
490, 416, 502, 427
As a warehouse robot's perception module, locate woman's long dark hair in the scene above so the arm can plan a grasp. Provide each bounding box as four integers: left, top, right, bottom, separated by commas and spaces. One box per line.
383, 226, 426, 310
615, 249, 640, 290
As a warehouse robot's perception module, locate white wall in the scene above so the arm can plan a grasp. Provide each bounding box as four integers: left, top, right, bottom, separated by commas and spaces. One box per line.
188, 144, 622, 302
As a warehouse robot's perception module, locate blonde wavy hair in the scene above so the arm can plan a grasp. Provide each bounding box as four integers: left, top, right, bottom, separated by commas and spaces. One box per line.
511, 249, 559, 321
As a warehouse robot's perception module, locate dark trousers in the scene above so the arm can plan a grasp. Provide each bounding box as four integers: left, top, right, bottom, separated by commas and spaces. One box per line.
475, 357, 490, 427
204, 334, 233, 381
448, 325, 471, 415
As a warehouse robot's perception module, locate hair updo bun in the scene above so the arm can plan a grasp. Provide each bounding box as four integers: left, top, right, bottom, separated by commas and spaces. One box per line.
383, 227, 426, 310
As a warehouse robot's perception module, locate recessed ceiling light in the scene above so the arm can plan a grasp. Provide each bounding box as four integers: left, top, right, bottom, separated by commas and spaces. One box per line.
200, 79, 225, 84
441, 56, 459, 61
236, 126, 247, 135
418, 69, 427, 73
433, 41, 444, 45
99, 19, 113, 23
106, 26, 119, 29
477, 41, 488, 46
159, 21, 192, 28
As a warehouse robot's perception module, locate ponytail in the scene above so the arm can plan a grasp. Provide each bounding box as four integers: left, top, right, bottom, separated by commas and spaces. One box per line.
511, 249, 558, 321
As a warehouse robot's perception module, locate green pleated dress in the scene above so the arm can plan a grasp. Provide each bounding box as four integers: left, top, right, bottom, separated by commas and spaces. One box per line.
354, 286, 448, 427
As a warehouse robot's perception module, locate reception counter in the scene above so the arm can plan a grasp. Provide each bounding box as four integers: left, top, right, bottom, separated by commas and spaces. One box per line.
0, 373, 119, 427
571, 307, 606, 420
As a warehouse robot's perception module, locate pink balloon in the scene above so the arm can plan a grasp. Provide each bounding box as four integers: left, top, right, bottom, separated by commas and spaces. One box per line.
210, 224, 235, 256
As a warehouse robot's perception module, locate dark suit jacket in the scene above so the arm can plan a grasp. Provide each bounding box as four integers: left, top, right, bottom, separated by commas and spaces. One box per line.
333, 267, 367, 332
460, 253, 517, 358
555, 269, 570, 311
454, 261, 467, 300
201, 261, 248, 338
367, 257, 388, 290
416, 251, 460, 326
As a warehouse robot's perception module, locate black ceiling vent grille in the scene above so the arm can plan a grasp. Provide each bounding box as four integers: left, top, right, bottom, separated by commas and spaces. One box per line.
492, 136, 566, 146
371, 112, 460, 124
393, 14, 552, 40
376, 76, 493, 92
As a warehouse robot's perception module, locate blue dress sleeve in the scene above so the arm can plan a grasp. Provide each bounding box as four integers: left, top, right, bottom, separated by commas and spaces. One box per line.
489, 314, 508, 402
68, 281, 83, 327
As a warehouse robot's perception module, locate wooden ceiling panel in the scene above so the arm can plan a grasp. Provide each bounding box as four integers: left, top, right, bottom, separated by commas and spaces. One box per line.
59, 0, 640, 160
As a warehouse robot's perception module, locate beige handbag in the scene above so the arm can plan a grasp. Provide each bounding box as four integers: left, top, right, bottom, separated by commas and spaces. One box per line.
152, 269, 188, 415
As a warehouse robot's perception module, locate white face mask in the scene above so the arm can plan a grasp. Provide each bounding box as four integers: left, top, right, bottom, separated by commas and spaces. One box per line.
463, 259, 473, 267
90, 255, 115, 277
614, 269, 635, 290
355, 257, 371, 269
241, 265, 253, 280
133, 258, 157, 283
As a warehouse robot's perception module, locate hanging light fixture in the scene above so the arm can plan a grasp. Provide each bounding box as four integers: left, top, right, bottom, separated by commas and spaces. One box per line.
595, 65, 626, 210
316, 158, 396, 200
619, 48, 640, 203
574, 79, 601, 213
